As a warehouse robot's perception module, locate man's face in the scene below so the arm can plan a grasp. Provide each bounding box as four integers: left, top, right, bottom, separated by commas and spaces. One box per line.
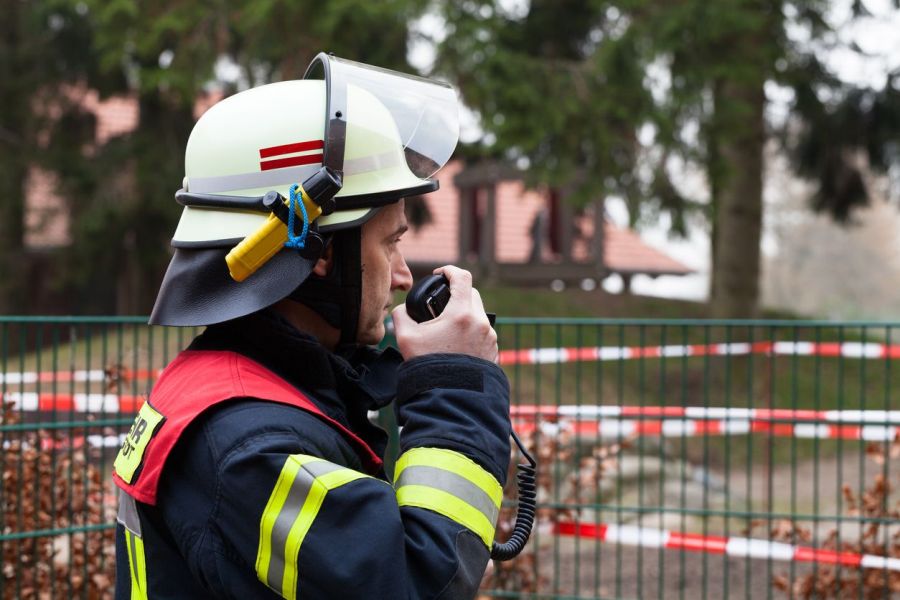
357, 200, 413, 345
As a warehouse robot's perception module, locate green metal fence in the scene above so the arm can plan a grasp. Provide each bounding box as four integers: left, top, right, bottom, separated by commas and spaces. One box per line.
2, 317, 899, 599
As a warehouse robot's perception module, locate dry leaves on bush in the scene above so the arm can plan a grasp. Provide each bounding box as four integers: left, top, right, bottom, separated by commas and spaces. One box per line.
1, 403, 116, 599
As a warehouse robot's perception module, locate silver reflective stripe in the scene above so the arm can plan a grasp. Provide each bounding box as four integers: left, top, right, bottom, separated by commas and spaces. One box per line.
117, 493, 142, 537
264, 460, 343, 592
343, 150, 402, 176
395, 465, 500, 527
187, 163, 320, 194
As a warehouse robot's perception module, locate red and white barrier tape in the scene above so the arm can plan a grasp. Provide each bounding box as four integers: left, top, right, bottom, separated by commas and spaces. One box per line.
499, 341, 900, 365
0, 340, 895, 382
1, 392, 144, 413
512, 405, 900, 425
555, 522, 900, 572
39, 433, 126, 451
514, 418, 900, 441
0, 368, 158, 385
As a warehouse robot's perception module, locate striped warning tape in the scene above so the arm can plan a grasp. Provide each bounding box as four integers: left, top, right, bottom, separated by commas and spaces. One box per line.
514, 418, 900, 441
555, 521, 900, 572
511, 405, 900, 425
498, 341, 900, 365
0, 368, 158, 385
0, 339, 894, 382
39, 433, 126, 451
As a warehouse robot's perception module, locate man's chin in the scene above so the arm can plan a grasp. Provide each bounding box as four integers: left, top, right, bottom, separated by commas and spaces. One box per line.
357, 325, 385, 347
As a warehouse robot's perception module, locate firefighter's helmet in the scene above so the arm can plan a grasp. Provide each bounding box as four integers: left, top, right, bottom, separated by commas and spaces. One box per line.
150, 54, 458, 328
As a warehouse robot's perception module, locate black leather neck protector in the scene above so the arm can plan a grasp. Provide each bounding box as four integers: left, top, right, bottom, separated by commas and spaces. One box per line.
287, 228, 362, 345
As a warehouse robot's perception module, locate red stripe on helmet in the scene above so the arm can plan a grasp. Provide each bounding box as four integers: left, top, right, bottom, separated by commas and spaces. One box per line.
259, 139, 324, 159
259, 153, 324, 171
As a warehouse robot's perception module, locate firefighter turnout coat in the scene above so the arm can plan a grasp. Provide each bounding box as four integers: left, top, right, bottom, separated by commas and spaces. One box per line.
112, 309, 511, 599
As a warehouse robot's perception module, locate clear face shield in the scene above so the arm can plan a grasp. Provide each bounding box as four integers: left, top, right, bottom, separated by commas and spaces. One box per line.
304, 53, 459, 196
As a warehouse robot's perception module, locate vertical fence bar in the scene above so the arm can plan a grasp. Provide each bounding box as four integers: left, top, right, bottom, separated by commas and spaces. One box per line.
723, 322, 733, 600
789, 324, 799, 593
657, 323, 668, 600
744, 323, 754, 600
614, 322, 625, 600
857, 325, 868, 600
594, 323, 607, 597
573, 321, 583, 598
533, 321, 543, 596
836, 324, 847, 589
0, 322, 7, 600
880, 325, 892, 600
701, 322, 711, 600
33, 322, 43, 597
50, 324, 60, 600
677, 323, 688, 600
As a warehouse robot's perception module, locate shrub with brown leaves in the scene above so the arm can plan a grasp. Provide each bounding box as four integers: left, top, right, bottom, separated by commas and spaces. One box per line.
1, 403, 116, 599
763, 442, 900, 599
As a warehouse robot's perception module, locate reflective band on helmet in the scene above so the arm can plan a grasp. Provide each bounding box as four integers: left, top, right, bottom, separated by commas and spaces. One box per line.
256, 455, 370, 600
187, 163, 321, 195
393, 448, 503, 548
124, 528, 148, 600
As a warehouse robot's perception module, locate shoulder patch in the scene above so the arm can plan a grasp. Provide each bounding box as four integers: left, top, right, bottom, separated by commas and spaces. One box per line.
114, 401, 166, 484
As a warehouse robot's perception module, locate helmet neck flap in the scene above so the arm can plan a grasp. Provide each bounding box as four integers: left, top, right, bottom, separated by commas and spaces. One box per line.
287, 228, 362, 345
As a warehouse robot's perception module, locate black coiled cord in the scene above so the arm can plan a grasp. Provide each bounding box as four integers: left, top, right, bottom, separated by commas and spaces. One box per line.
403, 275, 537, 560
490, 430, 537, 561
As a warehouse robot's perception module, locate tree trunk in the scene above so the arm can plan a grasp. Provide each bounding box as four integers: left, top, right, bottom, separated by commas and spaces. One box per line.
707, 0, 772, 318
706, 79, 724, 305
710, 74, 765, 318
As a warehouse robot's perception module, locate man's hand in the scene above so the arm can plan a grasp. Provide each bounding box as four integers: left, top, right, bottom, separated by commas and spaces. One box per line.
392, 266, 498, 362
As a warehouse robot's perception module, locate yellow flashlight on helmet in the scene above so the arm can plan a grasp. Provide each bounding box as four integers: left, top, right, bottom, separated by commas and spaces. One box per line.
225, 167, 342, 282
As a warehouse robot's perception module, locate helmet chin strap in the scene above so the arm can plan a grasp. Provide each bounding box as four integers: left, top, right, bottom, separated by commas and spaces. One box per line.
286, 228, 362, 345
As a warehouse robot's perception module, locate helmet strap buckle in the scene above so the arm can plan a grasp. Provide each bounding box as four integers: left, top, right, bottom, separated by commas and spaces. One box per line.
296, 230, 325, 260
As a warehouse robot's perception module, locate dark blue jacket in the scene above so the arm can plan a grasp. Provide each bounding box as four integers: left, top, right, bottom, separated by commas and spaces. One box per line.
114, 309, 511, 599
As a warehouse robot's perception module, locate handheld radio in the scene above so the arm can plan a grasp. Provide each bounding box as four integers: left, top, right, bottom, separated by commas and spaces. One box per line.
405, 274, 536, 561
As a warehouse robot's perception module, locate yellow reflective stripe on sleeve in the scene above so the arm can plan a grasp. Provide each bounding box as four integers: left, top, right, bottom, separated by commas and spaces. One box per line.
396, 484, 498, 547
394, 447, 503, 507
256, 455, 370, 600
124, 529, 148, 600
393, 448, 503, 548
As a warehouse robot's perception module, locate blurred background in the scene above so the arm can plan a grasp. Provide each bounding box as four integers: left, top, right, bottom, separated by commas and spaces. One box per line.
2, 0, 900, 320
4, 3, 900, 599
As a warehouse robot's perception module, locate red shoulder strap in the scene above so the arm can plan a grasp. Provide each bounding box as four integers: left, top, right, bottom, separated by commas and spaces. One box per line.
113, 350, 383, 505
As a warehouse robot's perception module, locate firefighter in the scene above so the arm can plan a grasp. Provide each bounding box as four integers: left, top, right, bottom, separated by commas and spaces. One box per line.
112, 54, 510, 599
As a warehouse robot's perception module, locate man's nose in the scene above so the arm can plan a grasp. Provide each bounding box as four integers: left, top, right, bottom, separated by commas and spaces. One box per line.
392, 253, 413, 292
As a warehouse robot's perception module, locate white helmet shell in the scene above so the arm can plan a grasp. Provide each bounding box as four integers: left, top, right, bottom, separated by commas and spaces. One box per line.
173, 80, 430, 245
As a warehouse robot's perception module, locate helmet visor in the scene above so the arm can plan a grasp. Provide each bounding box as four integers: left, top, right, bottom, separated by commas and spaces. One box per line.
304, 54, 459, 181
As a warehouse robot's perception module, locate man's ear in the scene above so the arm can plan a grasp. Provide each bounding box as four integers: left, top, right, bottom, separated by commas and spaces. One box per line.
312, 241, 333, 277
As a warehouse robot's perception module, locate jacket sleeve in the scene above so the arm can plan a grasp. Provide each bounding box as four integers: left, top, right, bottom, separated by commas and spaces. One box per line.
208, 354, 511, 600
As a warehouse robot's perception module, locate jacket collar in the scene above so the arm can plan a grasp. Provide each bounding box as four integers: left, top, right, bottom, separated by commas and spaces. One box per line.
189, 309, 401, 446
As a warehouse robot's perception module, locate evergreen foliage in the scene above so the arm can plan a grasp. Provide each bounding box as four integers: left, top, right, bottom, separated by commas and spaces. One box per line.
433, 0, 900, 316
3, 0, 425, 314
